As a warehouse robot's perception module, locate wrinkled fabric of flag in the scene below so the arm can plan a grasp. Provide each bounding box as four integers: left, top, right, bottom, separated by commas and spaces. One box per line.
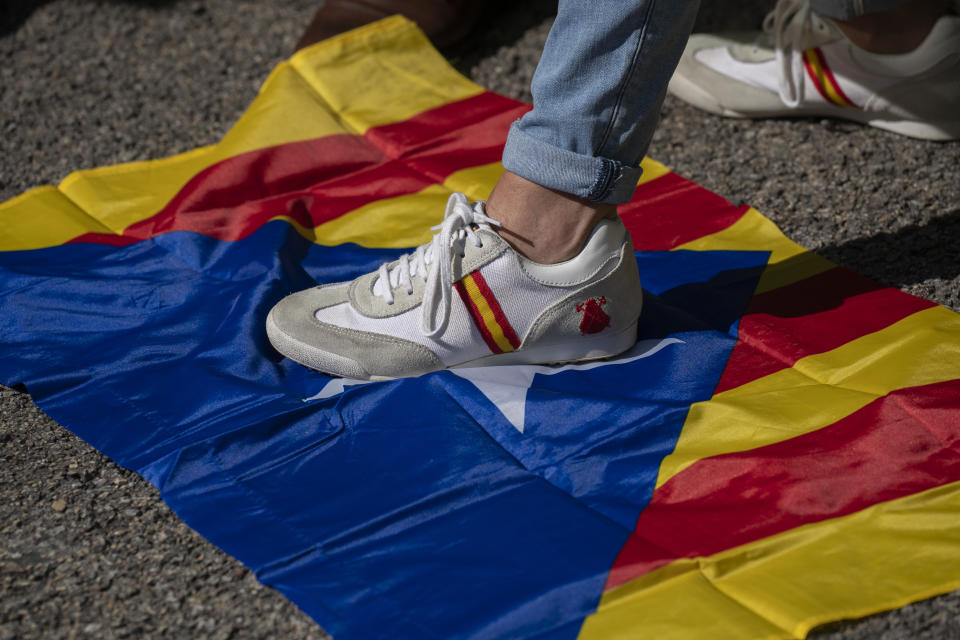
3, 17, 960, 640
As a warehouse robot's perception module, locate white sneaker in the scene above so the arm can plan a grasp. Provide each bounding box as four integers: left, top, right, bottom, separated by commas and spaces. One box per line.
668, 0, 960, 140
266, 193, 643, 379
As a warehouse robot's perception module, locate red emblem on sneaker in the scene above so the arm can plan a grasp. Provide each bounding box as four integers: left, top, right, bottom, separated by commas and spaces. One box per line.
575, 296, 610, 335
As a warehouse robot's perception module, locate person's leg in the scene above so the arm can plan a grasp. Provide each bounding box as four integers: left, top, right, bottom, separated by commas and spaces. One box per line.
268, 1, 702, 377
487, 0, 700, 264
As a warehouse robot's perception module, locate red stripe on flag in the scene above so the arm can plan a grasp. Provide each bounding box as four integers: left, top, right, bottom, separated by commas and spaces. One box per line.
618, 172, 749, 251
455, 278, 503, 354
715, 268, 937, 393
368, 92, 530, 167
112, 135, 400, 243
470, 269, 521, 349
69, 92, 527, 246
605, 377, 960, 591
815, 48, 858, 108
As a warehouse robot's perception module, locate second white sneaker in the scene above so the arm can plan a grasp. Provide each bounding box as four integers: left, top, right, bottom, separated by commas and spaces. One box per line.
267, 193, 643, 379
668, 0, 960, 140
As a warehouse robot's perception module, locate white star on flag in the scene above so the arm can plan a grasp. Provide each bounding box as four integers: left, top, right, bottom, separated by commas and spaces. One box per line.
304, 337, 683, 433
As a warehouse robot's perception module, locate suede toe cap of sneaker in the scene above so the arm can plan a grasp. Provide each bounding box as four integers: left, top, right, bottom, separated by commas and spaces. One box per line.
670, 33, 789, 117
266, 286, 443, 379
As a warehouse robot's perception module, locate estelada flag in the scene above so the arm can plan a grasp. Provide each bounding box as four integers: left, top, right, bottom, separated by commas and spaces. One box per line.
2, 16, 960, 640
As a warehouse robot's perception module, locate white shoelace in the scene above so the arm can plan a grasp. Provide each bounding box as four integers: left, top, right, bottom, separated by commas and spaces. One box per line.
373, 192, 501, 338
762, 0, 829, 107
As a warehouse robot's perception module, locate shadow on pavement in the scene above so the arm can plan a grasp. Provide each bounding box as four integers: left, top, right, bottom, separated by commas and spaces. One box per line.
0, 0, 51, 35
817, 208, 960, 287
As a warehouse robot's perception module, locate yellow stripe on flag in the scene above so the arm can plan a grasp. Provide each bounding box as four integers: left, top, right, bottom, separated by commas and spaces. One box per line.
674, 207, 834, 294
444, 162, 506, 202
637, 157, 671, 186
0, 187, 116, 251
304, 163, 504, 249
656, 305, 960, 488
580, 479, 960, 640
304, 184, 452, 248
462, 272, 515, 353
288, 16, 483, 134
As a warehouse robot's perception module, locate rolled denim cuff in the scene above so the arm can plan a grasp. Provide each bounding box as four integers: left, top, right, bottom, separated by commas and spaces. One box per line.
501, 122, 643, 205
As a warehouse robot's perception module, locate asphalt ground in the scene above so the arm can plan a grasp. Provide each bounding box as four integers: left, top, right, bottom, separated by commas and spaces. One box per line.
1, 1, 959, 638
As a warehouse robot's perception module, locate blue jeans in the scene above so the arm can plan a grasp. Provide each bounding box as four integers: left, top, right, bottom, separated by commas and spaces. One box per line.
501, 0, 700, 204
502, 0, 913, 204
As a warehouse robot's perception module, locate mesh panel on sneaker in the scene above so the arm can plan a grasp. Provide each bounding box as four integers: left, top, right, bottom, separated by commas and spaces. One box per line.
315, 296, 488, 367
478, 251, 594, 341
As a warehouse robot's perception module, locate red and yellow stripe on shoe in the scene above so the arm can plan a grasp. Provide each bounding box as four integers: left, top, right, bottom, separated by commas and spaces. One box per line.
802, 47, 859, 108
455, 270, 522, 354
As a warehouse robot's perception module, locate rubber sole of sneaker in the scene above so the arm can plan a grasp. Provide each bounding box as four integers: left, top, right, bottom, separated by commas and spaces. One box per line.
267, 310, 639, 380
668, 72, 960, 141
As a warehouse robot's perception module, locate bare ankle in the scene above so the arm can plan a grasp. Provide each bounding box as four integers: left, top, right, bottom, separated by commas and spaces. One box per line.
485, 171, 618, 264
834, 0, 949, 54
